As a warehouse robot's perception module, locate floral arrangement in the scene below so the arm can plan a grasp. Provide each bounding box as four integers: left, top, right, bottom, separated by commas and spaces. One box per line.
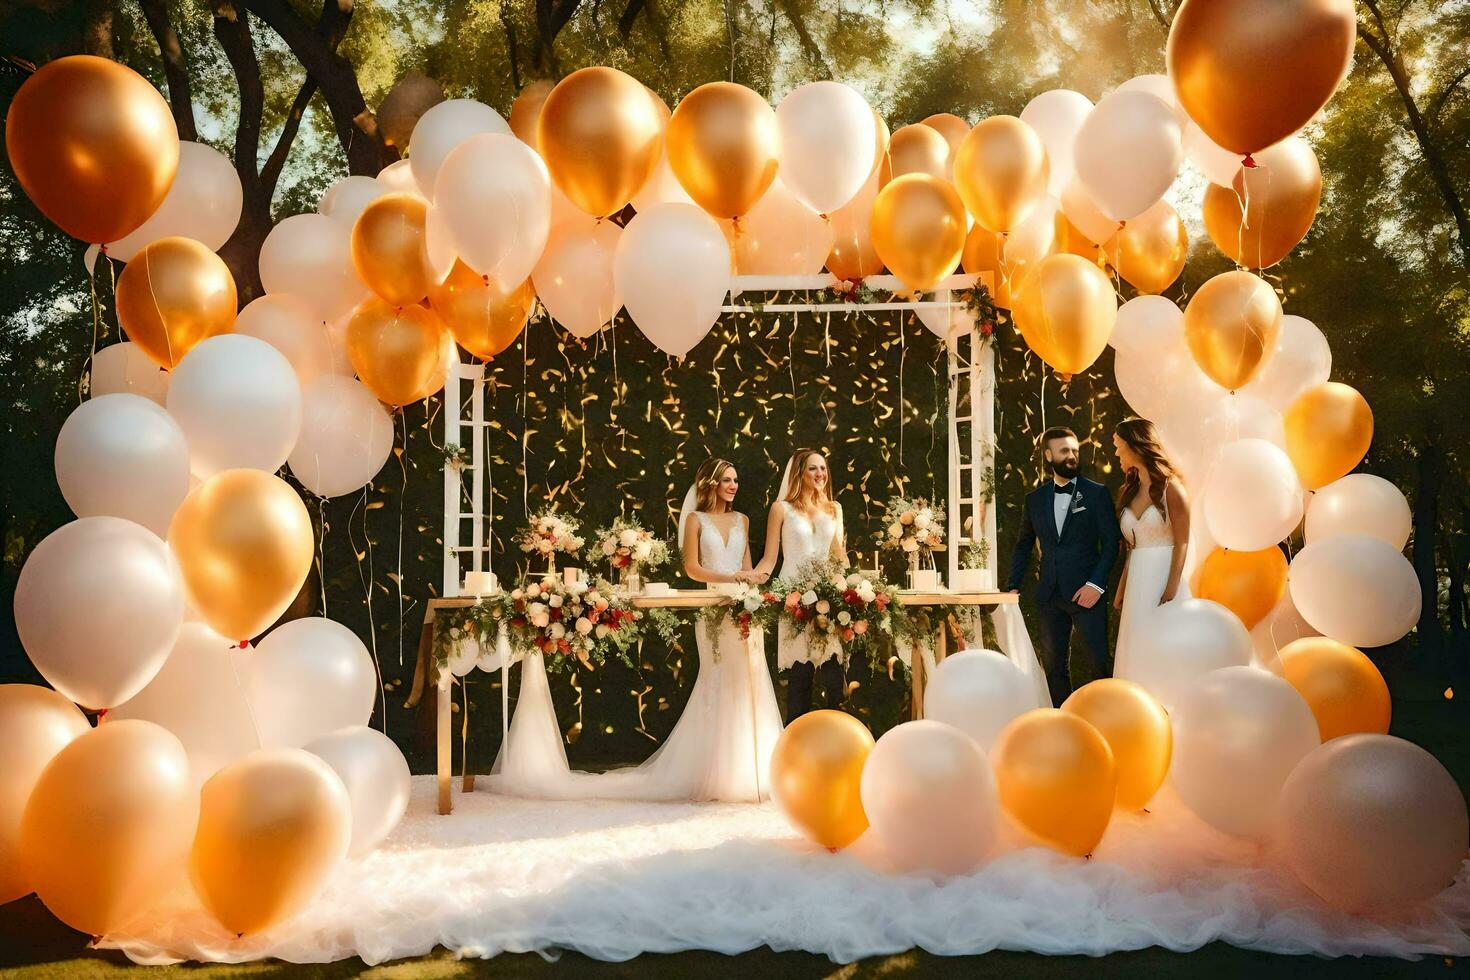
589, 518, 670, 577
500, 575, 642, 670
878, 495, 946, 566
698, 582, 782, 658
516, 508, 584, 566
958, 281, 998, 341
770, 558, 897, 662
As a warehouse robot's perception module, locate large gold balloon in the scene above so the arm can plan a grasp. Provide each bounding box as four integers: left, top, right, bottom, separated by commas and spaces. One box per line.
920, 112, 970, 176
770, 709, 874, 850
880, 124, 951, 186
953, 115, 1050, 234
1167, 0, 1356, 155
1011, 253, 1116, 378
191, 750, 351, 935
21, 720, 195, 936
0, 685, 90, 905
538, 67, 664, 218
429, 260, 534, 361
992, 709, 1116, 856
870, 174, 967, 294
666, 82, 779, 220
5, 55, 180, 243
1183, 270, 1282, 390
1104, 202, 1187, 295
1204, 137, 1322, 268
1061, 680, 1171, 811
115, 236, 238, 369
826, 177, 884, 281
1284, 382, 1374, 489
1195, 546, 1289, 630
351, 193, 432, 308
346, 297, 449, 405
169, 469, 314, 642
509, 79, 556, 149
1279, 638, 1392, 742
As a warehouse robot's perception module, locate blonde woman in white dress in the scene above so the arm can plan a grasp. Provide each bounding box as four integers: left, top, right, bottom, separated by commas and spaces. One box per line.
754, 448, 848, 722
1112, 418, 1191, 681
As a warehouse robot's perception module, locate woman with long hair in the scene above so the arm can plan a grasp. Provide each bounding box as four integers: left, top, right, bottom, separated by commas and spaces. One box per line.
1111, 418, 1191, 681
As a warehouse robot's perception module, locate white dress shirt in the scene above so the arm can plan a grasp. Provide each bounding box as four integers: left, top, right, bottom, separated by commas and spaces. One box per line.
1052, 479, 1104, 596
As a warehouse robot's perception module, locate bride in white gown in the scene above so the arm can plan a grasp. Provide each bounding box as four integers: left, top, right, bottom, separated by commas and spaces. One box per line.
1110, 419, 1191, 681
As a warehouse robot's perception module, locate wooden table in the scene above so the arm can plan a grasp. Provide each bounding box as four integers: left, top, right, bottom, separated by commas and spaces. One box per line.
414, 589, 1017, 814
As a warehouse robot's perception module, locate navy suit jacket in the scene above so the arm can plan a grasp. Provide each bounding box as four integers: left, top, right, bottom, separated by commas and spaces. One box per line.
1005, 476, 1122, 604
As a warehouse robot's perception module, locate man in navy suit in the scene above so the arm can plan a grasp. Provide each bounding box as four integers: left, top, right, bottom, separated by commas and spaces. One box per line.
1005, 427, 1122, 707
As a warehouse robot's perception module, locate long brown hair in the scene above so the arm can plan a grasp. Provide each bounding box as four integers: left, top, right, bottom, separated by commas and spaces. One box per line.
1115, 418, 1175, 516
693, 457, 735, 513
783, 448, 835, 513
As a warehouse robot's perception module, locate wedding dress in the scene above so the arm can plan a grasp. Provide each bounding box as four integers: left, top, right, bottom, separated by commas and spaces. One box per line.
776, 501, 844, 669
1114, 494, 1183, 682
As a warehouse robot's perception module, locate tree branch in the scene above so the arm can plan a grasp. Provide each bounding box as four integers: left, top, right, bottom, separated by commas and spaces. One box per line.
212, 1, 268, 300
536, 0, 582, 72
83, 0, 114, 58
1429, 61, 1470, 127
138, 0, 197, 140
260, 0, 357, 195
777, 0, 829, 77
500, 2, 523, 91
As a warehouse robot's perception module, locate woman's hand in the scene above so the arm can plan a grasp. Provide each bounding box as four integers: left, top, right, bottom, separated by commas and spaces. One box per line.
1113, 591, 1124, 610
1158, 583, 1178, 605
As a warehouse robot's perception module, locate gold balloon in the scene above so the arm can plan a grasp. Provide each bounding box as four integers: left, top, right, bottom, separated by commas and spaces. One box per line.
1284, 382, 1374, 489
1195, 546, 1289, 630
0, 685, 90, 905
192, 750, 351, 935
351, 193, 432, 308
429, 260, 534, 361
992, 709, 1116, 856
953, 115, 1050, 234
21, 720, 195, 936
5, 55, 179, 243
870, 174, 967, 294
1167, 0, 1356, 155
115, 236, 238, 369
1183, 270, 1282, 390
1061, 680, 1171, 811
1204, 137, 1322, 269
1055, 214, 1107, 263
169, 470, 314, 642
826, 181, 884, 281
1279, 637, 1392, 742
666, 82, 779, 220
869, 109, 891, 176
880, 124, 951, 186
770, 709, 874, 850
1011, 253, 1117, 378
920, 112, 970, 176
509, 79, 556, 149
538, 67, 665, 218
1104, 202, 1187, 295
346, 297, 449, 405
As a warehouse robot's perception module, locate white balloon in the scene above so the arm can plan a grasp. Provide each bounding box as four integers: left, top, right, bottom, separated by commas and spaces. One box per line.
260, 213, 368, 321
90, 342, 170, 405
1019, 89, 1094, 196
1073, 91, 1183, 221
423, 205, 457, 285
408, 99, 511, 199
1289, 535, 1421, 648
915, 303, 976, 346
1120, 598, 1252, 712
434, 134, 551, 286
1116, 74, 1181, 118
1183, 120, 1244, 187
922, 649, 1035, 751
288, 377, 395, 498
246, 618, 377, 749
55, 394, 190, 537
319, 175, 389, 227
303, 726, 411, 856
533, 217, 622, 339
775, 82, 877, 215
1167, 392, 1285, 486
376, 159, 422, 197
630, 153, 696, 215
233, 294, 335, 386
1202, 439, 1303, 550
859, 720, 998, 875
1110, 294, 1182, 352
106, 142, 242, 260
1002, 194, 1058, 270
1240, 315, 1332, 410
1250, 588, 1319, 671
1306, 474, 1412, 550
1059, 178, 1118, 246
110, 621, 259, 789
1170, 666, 1319, 839
614, 203, 730, 358
14, 517, 185, 709
727, 176, 834, 276
167, 335, 302, 480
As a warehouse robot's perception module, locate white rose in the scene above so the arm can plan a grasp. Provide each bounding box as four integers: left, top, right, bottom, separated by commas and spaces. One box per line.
511, 588, 524, 600
548, 594, 563, 608
602, 540, 617, 556
575, 618, 594, 635
538, 539, 553, 554
549, 622, 566, 639
527, 583, 541, 598
743, 596, 762, 612
596, 624, 610, 638
888, 523, 903, 539
619, 528, 639, 547
901, 537, 919, 553
846, 573, 863, 587
857, 584, 876, 603
568, 580, 588, 596
801, 590, 818, 606
837, 611, 852, 625
528, 601, 546, 616
915, 511, 931, 530
632, 540, 652, 560
530, 611, 550, 628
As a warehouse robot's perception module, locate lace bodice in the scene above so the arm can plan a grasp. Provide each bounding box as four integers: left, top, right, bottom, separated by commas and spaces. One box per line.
1121, 499, 1173, 550
695, 512, 746, 576
779, 502, 843, 578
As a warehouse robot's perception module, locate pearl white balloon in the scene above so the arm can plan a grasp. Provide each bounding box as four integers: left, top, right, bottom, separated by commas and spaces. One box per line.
630, 153, 696, 215
304, 726, 411, 856
533, 217, 622, 339
1168, 392, 1285, 486
434, 133, 551, 286
1202, 439, 1303, 550
246, 618, 377, 749
55, 394, 190, 537
1110, 295, 1182, 352
1059, 179, 1118, 245
1240, 315, 1332, 410
167, 335, 303, 480
233, 294, 335, 386
1002, 194, 1058, 270
1306, 474, 1411, 550
1250, 587, 1319, 671
614, 203, 730, 358
923, 649, 1035, 751
859, 720, 998, 875
1073, 91, 1182, 221
15, 517, 185, 709
106, 141, 242, 260
89, 341, 170, 404
287, 377, 395, 498
318, 175, 388, 226
110, 621, 259, 789
775, 82, 877, 215
1120, 598, 1252, 712
1171, 666, 1319, 839
1116, 74, 1182, 119
260, 213, 368, 321
726, 176, 834, 276
423, 205, 457, 285
1289, 535, 1421, 648
1183, 120, 1244, 187
376, 159, 422, 197
408, 99, 511, 199
1019, 89, 1094, 196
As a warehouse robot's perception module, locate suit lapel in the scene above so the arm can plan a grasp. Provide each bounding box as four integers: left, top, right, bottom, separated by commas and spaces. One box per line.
1037, 487, 1060, 544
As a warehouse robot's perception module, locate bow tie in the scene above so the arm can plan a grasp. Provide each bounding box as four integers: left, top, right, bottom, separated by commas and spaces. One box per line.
1053, 482, 1075, 495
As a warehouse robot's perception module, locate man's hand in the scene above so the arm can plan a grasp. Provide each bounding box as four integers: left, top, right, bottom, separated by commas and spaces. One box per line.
1072, 586, 1101, 609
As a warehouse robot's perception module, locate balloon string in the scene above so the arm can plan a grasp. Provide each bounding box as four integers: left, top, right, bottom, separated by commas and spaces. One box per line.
351, 483, 389, 736
897, 315, 906, 492
786, 314, 797, 441
461, 673, 471, 783
317, 495, 328, 618
521, 328, 530, 516
81, 250, 101, 405
224, 637, 265, 754
396, 408, 408, 667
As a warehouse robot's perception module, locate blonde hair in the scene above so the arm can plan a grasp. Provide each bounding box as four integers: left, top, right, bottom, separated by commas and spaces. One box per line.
783, 448, 835, 513
693, 458, 735, 513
